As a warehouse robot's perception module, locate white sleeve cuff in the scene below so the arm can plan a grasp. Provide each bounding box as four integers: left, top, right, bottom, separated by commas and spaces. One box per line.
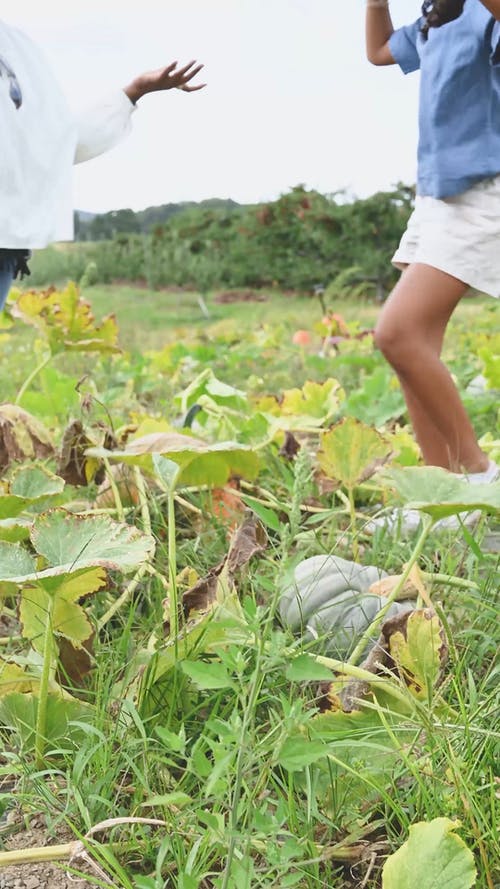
74, 89, 136, 165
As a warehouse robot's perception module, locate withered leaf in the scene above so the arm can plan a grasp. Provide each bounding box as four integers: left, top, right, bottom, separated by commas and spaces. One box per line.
383, 608, 448, 698
165, 511, 267, 636
226, 511, 268, 574
0, 404, 53, 472
57, 420, 94, 486
57, 633, 95, 689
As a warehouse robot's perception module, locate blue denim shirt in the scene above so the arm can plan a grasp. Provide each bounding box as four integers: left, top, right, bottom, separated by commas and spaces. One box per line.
389, 0, 500, 198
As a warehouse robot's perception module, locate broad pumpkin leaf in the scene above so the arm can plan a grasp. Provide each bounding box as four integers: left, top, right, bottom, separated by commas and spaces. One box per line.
382, 818, 477, 889
0, 404, 53, 472
175, 368, 248, 415
0, 541, 36, 578
280, 379, 344, 427
153, 454, 182, 493
0, 692, 92, 750
12, 283, 120, 355
387, 610, 445, 699
0, 518, 31, 543
10, 464, 65, 499
383, 467, 500, 519
20, 567, 105, 651
0, 465, 65, 520
318, 418, 392, 488
344, 367, 406, 427
30, 511, 155, 573
0, 659, 37, 697
87, 433, 260, 487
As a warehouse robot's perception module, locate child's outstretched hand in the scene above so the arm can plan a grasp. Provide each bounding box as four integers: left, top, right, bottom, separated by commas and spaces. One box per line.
125, 61, 206, 103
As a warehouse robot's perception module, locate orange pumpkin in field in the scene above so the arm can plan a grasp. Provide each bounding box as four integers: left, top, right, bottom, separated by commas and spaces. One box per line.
292, 330, 312, 346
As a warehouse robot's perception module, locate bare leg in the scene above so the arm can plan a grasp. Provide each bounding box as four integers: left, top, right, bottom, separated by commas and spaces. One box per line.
375, 263, 488, 473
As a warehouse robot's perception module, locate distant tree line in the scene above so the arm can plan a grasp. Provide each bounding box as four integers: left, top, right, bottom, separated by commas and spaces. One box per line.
74, 199, 243, 241
31, 185, 415, 298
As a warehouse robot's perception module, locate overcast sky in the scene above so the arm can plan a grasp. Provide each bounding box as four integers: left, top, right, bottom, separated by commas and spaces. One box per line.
11, 0, 421, 212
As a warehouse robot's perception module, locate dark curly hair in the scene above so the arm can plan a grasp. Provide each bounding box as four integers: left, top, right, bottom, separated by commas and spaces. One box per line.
421, 0, 467, 38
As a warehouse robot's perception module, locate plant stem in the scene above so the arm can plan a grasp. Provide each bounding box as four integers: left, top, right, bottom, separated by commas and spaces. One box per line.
168, 489, 179, 650
133, 467, 152, 537
97, 563, 148, 632
102, 458, 125, 523
348, 515, 434, 666
221, 640, 265, 889
0, 844, 77, 867
315, 655, 412, 709
347, 484, 358, 560
15, 352, 52, 405
35, 596, 55, 768
421, 571, 480, 592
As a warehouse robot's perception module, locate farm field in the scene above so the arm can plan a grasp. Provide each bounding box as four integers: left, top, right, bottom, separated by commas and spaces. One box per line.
0, 282, 499, 889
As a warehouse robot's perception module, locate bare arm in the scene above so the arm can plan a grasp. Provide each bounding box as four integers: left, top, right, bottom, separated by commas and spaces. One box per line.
366, 0, 396, 66
478, 0, 500, 18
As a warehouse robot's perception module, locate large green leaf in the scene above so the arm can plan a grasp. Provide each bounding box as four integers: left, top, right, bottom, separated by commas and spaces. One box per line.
12, 283, 120, 355
0, 692, 92, 750
384, 467, 500, 519
87, 433, 260, 487
280, 379, 344, 427
0, 541, 36, 578
31, 511, 155, 573
0, 465, 65, 520
20, 567, 105, 651
0, 659, 37, 697
318, 418, 392, 488
10, 465, 65, 500
344, 368, 406, 427
175, 368, 248, 415
382, 818, 477, 889
0, 518, 31, 543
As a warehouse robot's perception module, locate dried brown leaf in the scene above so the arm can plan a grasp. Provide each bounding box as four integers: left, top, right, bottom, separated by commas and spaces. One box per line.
0, 404, 53, 472
57, 633, 95, 688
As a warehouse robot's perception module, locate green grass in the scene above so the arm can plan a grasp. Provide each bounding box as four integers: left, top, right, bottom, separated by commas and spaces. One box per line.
0, 284, 498, 888
82, 284, 497, 351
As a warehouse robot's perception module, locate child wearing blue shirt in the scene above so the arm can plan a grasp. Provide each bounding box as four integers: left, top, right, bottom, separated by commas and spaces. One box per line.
366, 0, 499, 530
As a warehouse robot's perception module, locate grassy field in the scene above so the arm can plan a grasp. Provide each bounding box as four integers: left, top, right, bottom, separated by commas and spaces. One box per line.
0, 283, 498, 888
82, 284, 498, 350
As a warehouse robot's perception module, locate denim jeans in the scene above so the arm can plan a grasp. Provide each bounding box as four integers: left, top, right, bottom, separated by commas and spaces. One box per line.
0, 256, 16, 311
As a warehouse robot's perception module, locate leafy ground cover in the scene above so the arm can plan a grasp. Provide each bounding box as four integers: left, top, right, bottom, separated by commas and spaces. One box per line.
0, 283, 498, 889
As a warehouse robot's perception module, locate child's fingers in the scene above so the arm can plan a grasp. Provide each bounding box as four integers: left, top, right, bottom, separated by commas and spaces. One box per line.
176, 60, 199, 77
179, 83, 207, 92
180, 64, 205, 84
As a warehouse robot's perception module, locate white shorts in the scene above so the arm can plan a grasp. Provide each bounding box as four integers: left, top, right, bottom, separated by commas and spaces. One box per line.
392, 175, 500, 299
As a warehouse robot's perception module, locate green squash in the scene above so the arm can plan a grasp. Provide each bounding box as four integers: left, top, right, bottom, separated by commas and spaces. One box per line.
279, 556, 415, 659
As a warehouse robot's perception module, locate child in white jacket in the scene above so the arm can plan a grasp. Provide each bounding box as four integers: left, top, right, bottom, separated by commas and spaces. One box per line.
0, 18, 204, 308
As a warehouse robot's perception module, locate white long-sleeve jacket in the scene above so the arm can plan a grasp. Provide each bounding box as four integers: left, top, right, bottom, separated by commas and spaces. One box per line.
0, 20, 135, 249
